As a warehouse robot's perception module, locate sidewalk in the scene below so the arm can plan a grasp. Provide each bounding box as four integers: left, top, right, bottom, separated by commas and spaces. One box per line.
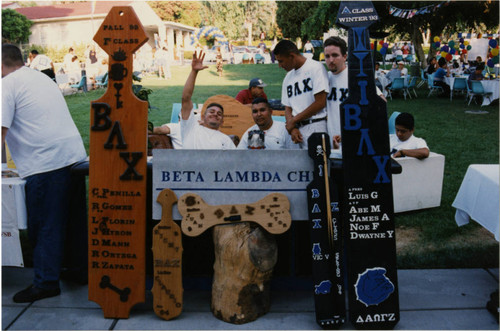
2, 267, 498, 330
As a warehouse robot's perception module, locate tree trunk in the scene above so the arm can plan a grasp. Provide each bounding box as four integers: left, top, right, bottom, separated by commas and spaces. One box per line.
211, 223, 277, 324
411, 24, 426, 69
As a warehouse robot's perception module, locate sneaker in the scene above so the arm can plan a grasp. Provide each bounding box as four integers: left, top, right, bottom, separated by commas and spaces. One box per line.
13, 285, 61, 303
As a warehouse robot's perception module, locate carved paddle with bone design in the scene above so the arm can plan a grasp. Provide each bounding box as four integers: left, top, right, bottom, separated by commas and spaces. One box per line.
178, 193, 291, 236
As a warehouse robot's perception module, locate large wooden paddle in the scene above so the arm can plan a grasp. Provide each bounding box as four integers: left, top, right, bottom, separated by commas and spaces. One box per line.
88, 6, 148, 319
177, 193, 291, 236
152, 189, 183, 320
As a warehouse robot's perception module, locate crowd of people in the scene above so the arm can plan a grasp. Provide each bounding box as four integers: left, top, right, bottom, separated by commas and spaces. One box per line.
151, 37, 425, 157
2, 37, 431, 304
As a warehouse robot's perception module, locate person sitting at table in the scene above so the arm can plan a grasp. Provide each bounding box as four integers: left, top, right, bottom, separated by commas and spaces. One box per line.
237, 97, 296, 150
374, 62, 385, 92
451, 59, 461, 76
390, 112, 429, 160
475, 56, 483, 66
468, 63, 485, 83
150, 122, 182, 149
433, 57, 451, 97
467, 64, 486, 103
181, 50, 236, 149
235, 78, 269, 106
426, 56, 437, 78
398, 61, 408, 76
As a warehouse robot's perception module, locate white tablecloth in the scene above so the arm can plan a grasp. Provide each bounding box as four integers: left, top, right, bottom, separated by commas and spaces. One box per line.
480, 79, 499, 106
452, 164, 499, 241
2, 164, 27, 266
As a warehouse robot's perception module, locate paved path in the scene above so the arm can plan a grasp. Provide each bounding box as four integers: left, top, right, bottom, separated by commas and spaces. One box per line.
2, 267, 498, 330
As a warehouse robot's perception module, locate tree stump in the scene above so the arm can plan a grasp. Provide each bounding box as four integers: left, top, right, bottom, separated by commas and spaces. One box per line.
211, 223, 277, 324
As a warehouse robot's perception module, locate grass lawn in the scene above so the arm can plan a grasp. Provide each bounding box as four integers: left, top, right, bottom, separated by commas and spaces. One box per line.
65, 62, 499, 269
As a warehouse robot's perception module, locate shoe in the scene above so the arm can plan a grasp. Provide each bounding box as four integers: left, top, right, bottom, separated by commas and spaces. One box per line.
13, 285, 61, 303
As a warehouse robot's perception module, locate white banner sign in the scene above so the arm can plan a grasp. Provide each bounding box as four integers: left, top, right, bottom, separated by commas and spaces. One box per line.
152, 149, 316, 221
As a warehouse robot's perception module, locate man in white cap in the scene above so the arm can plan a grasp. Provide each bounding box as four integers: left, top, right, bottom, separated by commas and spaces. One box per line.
235, 78, 268, 105
397, 61, 408, 76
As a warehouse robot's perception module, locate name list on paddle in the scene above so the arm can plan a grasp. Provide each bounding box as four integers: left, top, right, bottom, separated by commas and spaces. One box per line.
89, 23, 144, 272
347, 187, 393, 240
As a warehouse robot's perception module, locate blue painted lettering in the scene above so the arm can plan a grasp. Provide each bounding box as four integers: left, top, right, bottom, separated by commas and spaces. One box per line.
372, 155, 390, 183
357, 128, 375, 155
358, 80, 368, 105
344, 104, 362, 130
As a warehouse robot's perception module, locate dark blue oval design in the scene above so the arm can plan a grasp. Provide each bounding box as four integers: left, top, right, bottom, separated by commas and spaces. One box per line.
354, 267, 394, 306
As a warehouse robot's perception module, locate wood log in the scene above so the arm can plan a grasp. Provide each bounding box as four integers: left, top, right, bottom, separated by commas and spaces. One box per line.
211, 223, 277, 324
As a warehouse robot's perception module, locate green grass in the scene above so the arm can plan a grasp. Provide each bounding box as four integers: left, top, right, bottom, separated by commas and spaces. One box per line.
65, 63, 499, 269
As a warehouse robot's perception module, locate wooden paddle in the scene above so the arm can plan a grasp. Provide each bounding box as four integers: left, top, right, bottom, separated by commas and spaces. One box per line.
152, 189, 183, 320
177, 192, 291, 237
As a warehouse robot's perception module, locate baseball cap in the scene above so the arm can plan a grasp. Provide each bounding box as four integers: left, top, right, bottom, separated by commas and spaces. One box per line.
397, 61, 404, 65
249, 78, 267, 88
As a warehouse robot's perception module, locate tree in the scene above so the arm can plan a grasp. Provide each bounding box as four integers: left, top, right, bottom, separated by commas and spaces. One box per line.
244, 1, 278, 43
199, 1, 278, 43
371, 1, 499, 67
289, 1, 499, 67
302, 1, 340, 40
2, 9, 33, 44
149, 1, 202, 27
276, 1, 317, 39
200, 1, 246, 41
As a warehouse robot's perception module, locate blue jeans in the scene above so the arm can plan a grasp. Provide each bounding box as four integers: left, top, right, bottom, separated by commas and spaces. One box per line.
25, 165, 73, 290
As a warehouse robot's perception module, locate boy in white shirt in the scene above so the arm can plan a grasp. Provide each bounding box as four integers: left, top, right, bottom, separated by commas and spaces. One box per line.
390, 112, 429, 159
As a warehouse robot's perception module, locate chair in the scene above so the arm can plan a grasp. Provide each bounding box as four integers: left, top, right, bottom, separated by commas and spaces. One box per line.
467, 80, 493, 106
95, 72, 108, 88
254, 53, 264, 64
242, 53, 250, 64
405, 76, 418, 99
417, 68, 427, 88
450, 77, 467, 101
272, 115, 286, 123
170, 103, 182, 123
388, 111, 401, 135
427, 73, 443, 97
395, 54, 403, 63
387, 77, 407, 100
69, 75, 87, 94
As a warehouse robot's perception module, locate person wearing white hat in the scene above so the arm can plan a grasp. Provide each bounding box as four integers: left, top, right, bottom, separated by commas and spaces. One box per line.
235, 78, 268, 105
398, 61, 408, 76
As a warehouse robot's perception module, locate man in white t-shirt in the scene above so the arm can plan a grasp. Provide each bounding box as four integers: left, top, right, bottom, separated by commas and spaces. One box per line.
324, 37, 386, 149
274, 40, 329, 149
237, 97, 296, 150
180, 51, 235, 150
63, 47, 75, 73
151, 122, 183, 149
29, 49, 55, 80
390, 112, 429, 159
2, 44, 87, 303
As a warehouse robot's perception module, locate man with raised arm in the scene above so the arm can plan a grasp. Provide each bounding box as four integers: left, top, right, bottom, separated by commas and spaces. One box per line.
180, 51, 236, 150
274, 40, 329, 149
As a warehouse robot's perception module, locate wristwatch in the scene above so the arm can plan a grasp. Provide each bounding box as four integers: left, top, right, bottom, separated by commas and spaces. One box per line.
400, 150, 405, 157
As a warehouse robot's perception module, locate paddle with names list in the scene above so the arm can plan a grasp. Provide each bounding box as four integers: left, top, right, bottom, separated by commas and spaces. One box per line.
336, 1, 400, 329
88, 6, 149, 319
